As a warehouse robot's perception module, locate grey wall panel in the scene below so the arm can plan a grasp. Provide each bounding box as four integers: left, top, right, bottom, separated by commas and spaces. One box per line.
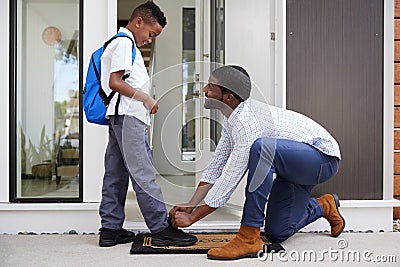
286, 0, 383, 199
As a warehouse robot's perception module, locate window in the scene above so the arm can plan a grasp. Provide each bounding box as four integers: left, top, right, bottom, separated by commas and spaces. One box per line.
210, 0, 225, 150
10, 0, 82, 202
181, 8, 196, 160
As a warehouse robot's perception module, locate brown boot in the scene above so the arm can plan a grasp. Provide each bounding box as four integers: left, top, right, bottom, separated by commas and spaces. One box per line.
316, 194, 345, 237
207, 225, 264, 260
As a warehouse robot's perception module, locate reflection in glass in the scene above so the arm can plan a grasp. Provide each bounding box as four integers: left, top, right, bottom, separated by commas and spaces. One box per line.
182, 8, 196, 161
15, 0, 80, 199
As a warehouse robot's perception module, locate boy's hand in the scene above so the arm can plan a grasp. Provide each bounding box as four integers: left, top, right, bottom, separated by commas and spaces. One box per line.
132, 90, 159, 114
150, 101, 159, 114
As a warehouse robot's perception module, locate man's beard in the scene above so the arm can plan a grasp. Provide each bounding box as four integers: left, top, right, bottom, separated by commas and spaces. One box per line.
204, 97, 225, 110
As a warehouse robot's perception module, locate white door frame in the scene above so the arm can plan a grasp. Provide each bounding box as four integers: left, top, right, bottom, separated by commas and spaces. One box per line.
194, 0, 213, 183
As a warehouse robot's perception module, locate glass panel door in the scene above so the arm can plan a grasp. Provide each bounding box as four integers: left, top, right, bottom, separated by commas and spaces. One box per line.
194, 0, 225, 178
152, 0, 197, 175
10, 0, 82, 201
151, 0, 224, 174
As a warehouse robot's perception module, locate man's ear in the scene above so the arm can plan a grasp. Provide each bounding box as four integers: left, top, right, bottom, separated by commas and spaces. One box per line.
225, 93, 236, 102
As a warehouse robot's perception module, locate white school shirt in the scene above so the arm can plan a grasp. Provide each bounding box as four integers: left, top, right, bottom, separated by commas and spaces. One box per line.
101, 27, 151, 125
201, 99, 341, 208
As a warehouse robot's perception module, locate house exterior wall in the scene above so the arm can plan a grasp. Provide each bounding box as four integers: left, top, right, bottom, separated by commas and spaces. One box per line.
81, 0, 115, 203
0, 0, 398, 234
394, 0, 400, 218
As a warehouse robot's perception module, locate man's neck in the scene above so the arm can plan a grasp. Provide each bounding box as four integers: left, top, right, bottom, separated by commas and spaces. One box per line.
221, 101, 241, 118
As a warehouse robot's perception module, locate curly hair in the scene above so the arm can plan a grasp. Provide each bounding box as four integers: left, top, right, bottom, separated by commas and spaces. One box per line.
130, 1, 167, 28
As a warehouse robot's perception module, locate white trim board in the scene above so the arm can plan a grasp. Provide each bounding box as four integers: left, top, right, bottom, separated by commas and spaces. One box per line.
0, 203, 99, 211
0, 200, 398, 234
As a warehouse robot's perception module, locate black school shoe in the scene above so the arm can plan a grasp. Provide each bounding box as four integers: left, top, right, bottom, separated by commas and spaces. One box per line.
99, 228, 136, 247
151, 225, 198, 247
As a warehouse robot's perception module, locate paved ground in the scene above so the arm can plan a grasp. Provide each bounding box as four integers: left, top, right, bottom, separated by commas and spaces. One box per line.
1, 232, 400, 266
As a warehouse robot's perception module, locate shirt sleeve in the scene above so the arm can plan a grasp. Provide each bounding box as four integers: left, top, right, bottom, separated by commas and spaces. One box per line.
201, 125, 233, 184
109, 38, 133, 74
204, 116, 262, 208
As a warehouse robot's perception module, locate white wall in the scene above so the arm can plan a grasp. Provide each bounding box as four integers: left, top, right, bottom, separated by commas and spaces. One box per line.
0, 0, 10, 202
82, 0, 117, 202
225, 0, 275, 105
383, 0, 395, 200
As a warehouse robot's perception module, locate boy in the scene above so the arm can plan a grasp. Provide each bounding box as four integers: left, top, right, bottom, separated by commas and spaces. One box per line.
99, 1, 197, 247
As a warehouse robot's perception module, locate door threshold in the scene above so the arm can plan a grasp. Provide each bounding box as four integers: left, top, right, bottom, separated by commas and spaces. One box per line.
124, 220, 242, 233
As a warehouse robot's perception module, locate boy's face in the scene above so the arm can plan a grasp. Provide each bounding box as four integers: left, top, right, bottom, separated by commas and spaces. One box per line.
134, 17, 163, 47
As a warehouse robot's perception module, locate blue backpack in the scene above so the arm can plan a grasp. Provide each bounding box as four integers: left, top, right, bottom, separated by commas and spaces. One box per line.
83, 32, 136, 125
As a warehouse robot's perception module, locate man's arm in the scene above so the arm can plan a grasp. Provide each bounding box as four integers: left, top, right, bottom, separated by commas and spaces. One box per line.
200, 125, 233, 184
169, 127, 232, 226
202, 114, 262, 208
170, 182, 214, 228
169, 182, 213, 216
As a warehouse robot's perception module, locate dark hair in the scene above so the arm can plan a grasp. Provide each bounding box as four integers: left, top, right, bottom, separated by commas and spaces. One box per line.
212, 65, 251, 102
130, 1, 167, 28
220, 85, 243, 102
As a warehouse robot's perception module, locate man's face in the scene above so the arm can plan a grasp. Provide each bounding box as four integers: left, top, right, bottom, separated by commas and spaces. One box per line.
134, 18, 163, 47
203, 76, 226, 110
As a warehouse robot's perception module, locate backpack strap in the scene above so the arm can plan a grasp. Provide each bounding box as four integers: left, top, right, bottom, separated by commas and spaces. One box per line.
90, 53, 117, 106
114, 94, 122, 125
104, 32, 137, 125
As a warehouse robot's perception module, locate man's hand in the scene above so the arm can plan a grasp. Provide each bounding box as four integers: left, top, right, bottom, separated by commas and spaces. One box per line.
169, 203, 194, 218
170, 203, 217, 228
168, 182, 215, 228
172, 211, 194, 228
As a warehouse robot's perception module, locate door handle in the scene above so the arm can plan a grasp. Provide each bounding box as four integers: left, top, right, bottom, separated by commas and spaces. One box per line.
194, 90, 201, 97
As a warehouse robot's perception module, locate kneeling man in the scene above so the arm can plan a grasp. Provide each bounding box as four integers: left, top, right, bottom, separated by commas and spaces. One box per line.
169, 65, 345, 260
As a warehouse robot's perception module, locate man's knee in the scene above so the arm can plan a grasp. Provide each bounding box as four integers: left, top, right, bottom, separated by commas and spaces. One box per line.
250, 138, 275, 156
249, 138, 276, 168
264, 226, 291, 243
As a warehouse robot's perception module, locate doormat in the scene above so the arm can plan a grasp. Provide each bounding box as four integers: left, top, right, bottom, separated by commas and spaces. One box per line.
130, 233, 284, 254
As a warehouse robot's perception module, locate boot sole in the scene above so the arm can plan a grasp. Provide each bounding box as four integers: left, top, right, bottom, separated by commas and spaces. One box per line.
331, 194, 346, 237
207, 252, 260, 261
99, 236, 135, 247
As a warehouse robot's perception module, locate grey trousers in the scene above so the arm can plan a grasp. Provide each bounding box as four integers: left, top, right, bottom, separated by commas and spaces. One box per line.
99, 115, 169, 233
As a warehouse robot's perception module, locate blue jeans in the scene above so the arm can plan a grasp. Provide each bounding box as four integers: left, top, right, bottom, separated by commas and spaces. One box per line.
241, 138, 340, 243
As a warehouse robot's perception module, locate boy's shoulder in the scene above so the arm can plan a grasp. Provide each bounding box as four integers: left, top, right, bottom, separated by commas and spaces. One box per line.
107, 35, 135, 50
